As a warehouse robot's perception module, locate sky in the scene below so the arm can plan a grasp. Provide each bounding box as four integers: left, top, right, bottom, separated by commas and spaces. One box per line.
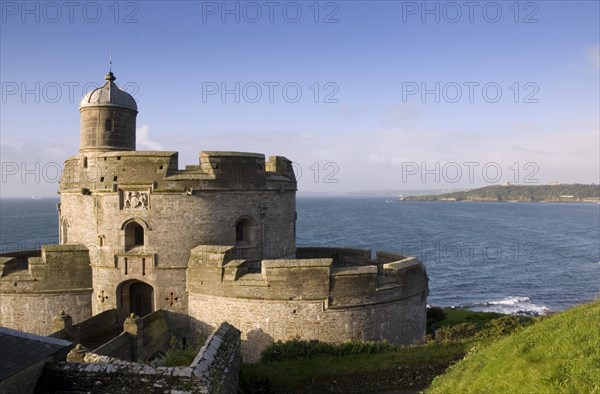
1, 0, 599, 197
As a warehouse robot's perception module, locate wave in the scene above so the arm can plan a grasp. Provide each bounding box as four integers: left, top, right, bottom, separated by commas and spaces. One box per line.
457, 296, 552, 316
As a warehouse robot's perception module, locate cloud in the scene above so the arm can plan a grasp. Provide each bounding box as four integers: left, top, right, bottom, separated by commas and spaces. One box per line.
0, 140, 74, 198
136, 125, 163, 151
334, 104, 368, 122
386, 103, 419, 124
585, 44, 599, 70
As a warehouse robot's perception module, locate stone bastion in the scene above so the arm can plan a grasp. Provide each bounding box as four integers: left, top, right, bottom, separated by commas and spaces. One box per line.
186, 246, 428, 361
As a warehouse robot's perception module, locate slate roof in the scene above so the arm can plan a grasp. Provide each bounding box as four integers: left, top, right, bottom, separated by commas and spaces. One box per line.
0, 326, 72, 381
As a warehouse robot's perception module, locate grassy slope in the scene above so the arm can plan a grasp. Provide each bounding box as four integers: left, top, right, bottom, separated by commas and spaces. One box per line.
427, 300, 600, 393
241, 341, 468, 388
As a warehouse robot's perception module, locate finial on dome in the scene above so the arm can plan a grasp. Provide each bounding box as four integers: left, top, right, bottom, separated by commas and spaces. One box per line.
105, 50, 115, 81
105, 71, 116, 82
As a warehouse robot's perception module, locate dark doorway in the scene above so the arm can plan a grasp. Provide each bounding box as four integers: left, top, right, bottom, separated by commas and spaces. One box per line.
129, 281, 154, 317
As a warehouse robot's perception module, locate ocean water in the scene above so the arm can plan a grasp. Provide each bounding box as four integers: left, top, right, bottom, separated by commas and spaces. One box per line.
1, 197, 599, 315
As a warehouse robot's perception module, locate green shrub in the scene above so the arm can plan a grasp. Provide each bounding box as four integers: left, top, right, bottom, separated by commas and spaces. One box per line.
475, 315, 531, 338
151, 335, 206, 367
435, 322, 478, 342
260, 338, 398, 362
427, 306, 447, 328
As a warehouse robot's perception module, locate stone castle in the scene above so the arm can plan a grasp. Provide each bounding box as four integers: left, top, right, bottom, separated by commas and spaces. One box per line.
0, 70, 429, 362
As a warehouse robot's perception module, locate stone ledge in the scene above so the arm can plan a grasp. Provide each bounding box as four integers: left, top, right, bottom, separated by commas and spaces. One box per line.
262, 258, 332, 269
331, 266, 378, 276
383, 257, 421, 271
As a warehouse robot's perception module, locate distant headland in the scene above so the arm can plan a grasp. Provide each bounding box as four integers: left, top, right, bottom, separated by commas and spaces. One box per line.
399, 184, 600, 203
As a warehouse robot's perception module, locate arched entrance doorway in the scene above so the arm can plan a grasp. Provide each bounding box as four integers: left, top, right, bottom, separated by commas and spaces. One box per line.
117, 280, 154, 319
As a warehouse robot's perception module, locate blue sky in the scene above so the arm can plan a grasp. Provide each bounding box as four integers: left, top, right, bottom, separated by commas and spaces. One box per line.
1, 0, 599, 196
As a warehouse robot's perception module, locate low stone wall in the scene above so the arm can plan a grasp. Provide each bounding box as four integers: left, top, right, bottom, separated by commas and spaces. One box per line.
139, 310, 171, 361
35, 322, 242, 394
191, 322, 241, 393
35, 362, 201, 393
93, 332, 134, 361
50, 309, 119, 343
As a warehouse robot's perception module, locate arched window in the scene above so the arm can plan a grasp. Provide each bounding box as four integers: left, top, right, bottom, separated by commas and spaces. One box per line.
125, 221, 145, 250
105, 118, 113, 132
235, 217, 254, 244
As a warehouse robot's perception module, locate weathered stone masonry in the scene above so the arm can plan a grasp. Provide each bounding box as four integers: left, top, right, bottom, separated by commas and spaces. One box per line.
0, 70, 429, 363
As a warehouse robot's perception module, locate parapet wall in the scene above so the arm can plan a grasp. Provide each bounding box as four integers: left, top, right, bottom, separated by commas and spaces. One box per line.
36, 322, 242, 394
50, 309, 119, 345
60, 150, 296, 194
187, 246, 428, 362
0, 245, 93, 335
84, 310, 172, 362
187, 246, 427, 307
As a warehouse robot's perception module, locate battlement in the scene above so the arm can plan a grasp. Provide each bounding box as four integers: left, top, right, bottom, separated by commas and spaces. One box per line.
0, 244, 92, 292
187, 246, 428, 308
0, 245, 93, 335
60, 150, 296, 194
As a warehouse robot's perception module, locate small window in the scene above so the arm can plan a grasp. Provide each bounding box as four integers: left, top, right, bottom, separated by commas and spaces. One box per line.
105, 118, 113, 132
134, 225, 144, 246
82, 156, 88, 168
235, 217, 254, 243
125, 221, 145, 250
100, 177, 104, 182
235, 222, 244, 242
113, 176, 118, 182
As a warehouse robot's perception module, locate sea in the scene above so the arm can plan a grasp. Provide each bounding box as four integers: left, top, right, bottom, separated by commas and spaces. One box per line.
1, 197, 599, 316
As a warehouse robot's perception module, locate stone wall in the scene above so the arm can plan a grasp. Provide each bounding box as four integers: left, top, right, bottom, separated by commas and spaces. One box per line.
191, 322, 241, 394
50, 309, 119, 344
36, 322, 241, 394
187, 247, 428, 362
59, 151, 297, 317
189, 292, 426, 363
139, 310, 171, 361
0, 245, 93, 335
79, 106, 137, 152
92, 333, 133, 361
79, 310, 171, 362
35, 361, 201, 393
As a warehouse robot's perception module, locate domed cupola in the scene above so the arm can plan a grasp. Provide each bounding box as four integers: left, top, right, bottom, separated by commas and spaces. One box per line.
79, 71, 138, 153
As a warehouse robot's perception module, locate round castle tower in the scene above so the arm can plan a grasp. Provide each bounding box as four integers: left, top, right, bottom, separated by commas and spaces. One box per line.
59, 71, 298, 329
79, 71, 137, 152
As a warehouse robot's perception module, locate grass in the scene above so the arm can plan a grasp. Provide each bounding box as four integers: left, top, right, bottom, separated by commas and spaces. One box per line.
150, 335, 206, 367
239, 307, 539, 392
241, 340, 469, 389
427, 300, 600, 394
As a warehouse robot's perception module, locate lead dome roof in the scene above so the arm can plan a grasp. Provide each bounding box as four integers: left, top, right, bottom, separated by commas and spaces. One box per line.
80, 71, 137, 111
